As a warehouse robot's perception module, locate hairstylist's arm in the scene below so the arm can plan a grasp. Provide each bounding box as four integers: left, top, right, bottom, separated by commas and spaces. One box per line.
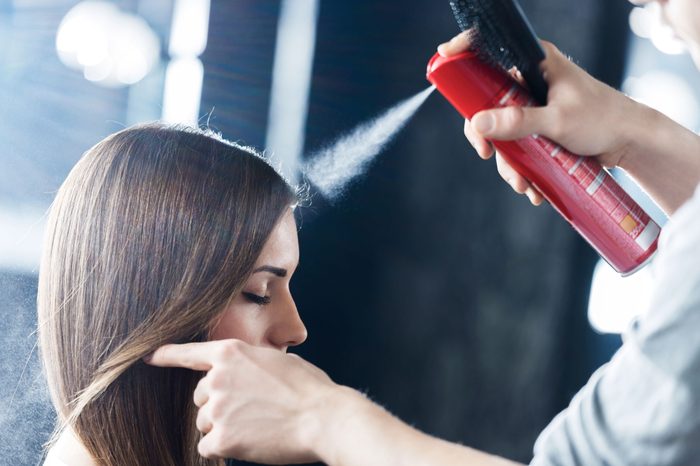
439, 32, 700, 214
147, 340, 520, 466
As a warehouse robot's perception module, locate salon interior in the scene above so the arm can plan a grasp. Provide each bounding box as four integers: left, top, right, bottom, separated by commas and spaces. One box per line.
1, 0, 698, 464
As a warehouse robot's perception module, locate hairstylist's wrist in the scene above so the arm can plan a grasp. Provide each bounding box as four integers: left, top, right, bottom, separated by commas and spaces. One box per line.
612, 96, 700, 213
297, 384, 365, 462
615, 98, 661, 173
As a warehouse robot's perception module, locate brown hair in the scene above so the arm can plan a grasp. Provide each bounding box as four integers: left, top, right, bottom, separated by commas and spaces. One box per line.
38, 123, 299, 465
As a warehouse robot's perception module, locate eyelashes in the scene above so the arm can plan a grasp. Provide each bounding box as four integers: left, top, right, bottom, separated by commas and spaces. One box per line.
242, 292, 272, 306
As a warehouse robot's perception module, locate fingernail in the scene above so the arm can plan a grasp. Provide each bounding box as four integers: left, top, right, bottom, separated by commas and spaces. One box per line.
437, 43, 448, 56
473, 113, 494, 134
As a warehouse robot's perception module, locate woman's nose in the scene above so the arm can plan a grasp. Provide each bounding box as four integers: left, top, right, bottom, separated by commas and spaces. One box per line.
266, 297, 308, 350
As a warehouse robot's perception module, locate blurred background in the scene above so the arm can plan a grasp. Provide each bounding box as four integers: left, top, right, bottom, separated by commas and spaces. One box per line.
1, 0, 698, 464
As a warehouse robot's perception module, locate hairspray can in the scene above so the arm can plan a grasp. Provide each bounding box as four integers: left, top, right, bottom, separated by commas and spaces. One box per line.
426, 51, 659, 275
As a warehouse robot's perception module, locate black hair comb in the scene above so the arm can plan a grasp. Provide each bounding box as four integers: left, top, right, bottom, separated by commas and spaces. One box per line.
449, 0, 548, 105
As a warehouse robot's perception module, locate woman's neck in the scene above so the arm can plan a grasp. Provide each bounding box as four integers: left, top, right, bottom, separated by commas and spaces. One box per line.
47, 428, 96, 466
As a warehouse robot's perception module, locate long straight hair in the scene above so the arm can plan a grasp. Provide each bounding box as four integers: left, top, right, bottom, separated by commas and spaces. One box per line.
38, 123, 299, 465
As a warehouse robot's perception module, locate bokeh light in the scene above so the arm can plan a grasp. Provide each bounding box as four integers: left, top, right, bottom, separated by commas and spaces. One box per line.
588, 259, 653, 334
56, 1, 160, 88
623, 71, 699, 130
629, 4, 686, 56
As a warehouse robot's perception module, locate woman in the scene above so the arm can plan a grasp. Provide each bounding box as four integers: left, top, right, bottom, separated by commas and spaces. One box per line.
146, 0, 700, 465
39, 123, 307, 465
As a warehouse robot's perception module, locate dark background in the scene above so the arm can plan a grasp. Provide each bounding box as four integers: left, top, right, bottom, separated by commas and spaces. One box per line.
0, 0, 631, 464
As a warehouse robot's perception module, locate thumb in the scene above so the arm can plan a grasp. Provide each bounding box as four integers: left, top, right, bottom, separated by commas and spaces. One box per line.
471, 106, 555, 141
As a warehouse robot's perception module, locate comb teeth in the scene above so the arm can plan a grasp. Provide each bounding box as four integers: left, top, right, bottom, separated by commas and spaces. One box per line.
449, 0, 477, 31
449, 0, 518, 71
448, 0, 548, 104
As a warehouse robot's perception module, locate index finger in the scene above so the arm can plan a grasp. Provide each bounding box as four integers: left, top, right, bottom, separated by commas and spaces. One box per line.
437, 30, 473, 57
145, 342, 216, 371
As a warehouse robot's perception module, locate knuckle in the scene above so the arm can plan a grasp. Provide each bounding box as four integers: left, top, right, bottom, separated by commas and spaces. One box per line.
197, 371, 211, 386
208, 370, 228, 390
482, 145, 495, 159
216, 339, 241, 359
541, 40, 561, 59
211, 436, 225, 455
198, 437, 216, 458
194, 385, 209, 407
495, 156, 519, 190
209, 431, 240, 459
196, 409, 210, 431
501, 106, 524, 129
495, 158, 510, 180
193, 389, 204, 407
496, 161, 506, 178
512, 177, 528, 194
208, 396, 227, 419
464, 121, 478, 148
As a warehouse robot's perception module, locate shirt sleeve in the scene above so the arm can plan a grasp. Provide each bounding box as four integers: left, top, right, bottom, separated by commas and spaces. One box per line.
531, 183, 700, 466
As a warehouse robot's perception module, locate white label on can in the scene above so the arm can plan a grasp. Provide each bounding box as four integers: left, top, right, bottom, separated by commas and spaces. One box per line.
636, 221, 661, 250
586, 170, 606, 195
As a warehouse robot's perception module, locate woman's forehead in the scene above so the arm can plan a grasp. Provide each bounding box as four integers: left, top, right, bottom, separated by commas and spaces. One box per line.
254, 210, 299, 270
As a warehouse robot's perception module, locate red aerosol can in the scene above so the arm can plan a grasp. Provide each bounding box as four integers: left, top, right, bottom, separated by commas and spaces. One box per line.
426, 51, 659, 275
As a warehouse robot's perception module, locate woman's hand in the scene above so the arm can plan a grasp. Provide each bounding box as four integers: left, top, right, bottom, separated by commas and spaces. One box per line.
437, 32, 646, 207
146, 339, 343, 463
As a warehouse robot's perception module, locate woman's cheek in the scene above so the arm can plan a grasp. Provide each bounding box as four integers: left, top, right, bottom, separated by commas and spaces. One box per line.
209, 307, 267, 345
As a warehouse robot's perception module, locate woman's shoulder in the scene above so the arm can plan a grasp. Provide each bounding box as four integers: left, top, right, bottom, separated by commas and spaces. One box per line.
42, 428, 97, 466
43, 449, 72, 466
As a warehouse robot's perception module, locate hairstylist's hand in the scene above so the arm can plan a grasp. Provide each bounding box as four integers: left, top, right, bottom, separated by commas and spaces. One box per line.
146, 339, 345, 463
146, 340, 524, 466
437, 32, 643, 206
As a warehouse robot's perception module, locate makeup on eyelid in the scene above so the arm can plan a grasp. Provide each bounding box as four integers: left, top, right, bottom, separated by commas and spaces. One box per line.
242, 292, 272, 305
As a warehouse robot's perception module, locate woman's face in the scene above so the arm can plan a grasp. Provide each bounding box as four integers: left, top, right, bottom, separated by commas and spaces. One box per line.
209, 208, 307, 351
630, 0, 700, 66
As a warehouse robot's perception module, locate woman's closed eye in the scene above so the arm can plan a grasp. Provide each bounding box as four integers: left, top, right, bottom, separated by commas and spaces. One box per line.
242, 292, 271, 306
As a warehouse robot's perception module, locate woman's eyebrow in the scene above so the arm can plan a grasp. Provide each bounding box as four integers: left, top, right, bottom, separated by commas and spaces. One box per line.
252, 265, 287, 277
